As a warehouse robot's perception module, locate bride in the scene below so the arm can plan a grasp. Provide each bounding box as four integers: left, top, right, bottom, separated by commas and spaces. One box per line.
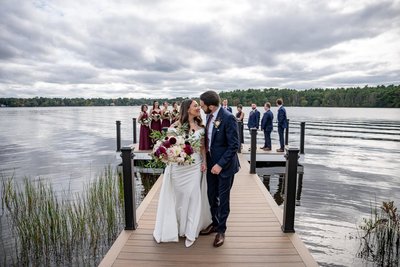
153, 99, 212, 247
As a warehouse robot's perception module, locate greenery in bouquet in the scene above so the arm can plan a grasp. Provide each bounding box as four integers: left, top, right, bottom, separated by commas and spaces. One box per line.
149, 124, 201, 166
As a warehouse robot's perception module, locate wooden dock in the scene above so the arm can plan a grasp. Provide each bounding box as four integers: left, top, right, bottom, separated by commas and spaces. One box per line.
100, 153, 317, 266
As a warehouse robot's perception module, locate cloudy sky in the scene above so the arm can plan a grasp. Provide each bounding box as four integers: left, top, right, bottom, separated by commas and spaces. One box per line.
1, 0, 399, 98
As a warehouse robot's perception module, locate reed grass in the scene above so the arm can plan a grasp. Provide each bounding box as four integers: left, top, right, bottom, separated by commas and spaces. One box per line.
1, 166, 124, 266
358, 201, 400, 266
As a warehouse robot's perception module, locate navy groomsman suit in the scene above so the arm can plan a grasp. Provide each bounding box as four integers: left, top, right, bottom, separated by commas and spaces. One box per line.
277, 105, 288, 150
222, 105, 232, 113
247, 108, 260, 130
261, 109, 274, 149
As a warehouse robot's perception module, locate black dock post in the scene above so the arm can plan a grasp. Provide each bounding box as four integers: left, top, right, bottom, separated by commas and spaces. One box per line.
250, 128, 257, 174
116, 120, 121, 152
285, 119, 290, 146
281, 147, 299, 233
121, 146, 138, 230
132, 118, 137, 144
300, 122, 305, 154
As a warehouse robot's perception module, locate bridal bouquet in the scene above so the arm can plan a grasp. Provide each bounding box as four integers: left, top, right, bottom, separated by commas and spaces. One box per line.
139, 118, 151, 126
163, 110, 171, 119
151, 111, 161, 121
151, 125, 201, 165
171, 110, 179, 120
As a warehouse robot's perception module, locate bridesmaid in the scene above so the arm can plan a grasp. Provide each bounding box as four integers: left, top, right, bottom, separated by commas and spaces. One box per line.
236, 104, 245, 145
138, 104, 152, 150
161, 101, 171, 128
150, 101, 162, 146
236, 104, 244, 122
171, 102, 180, 123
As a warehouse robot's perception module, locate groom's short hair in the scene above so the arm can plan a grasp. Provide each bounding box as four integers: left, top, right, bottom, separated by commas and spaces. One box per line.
200, 90, 220, 106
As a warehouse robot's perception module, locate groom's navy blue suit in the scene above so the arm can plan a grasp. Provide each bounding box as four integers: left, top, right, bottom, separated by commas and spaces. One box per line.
206, 107, 240, 234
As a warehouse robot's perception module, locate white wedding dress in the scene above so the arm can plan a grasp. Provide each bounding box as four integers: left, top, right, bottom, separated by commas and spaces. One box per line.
153, 128, 212, 244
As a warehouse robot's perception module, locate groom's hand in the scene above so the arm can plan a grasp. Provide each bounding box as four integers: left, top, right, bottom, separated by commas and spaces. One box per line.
211, 164, 222, 175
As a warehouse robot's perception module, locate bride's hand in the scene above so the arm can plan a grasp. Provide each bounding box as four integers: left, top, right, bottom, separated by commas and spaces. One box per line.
201, 163, 207, 172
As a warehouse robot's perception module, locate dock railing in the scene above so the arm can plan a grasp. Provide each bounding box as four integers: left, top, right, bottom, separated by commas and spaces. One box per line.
282, 147, 299, 233
249, 122, 305, 232
120, 146, 137, 230
116, 120, 121, 152
132, 118, 137, 144
119, 119, 305, 233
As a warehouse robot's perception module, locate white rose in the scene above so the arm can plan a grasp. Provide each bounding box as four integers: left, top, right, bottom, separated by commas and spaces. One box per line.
175, 146, 182, 156
176, 136, 185, 145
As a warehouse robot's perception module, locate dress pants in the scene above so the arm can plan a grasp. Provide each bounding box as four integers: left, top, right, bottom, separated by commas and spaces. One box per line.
206, 167, 234, 234
264, 130, 272, 148
278, 126, 285, 149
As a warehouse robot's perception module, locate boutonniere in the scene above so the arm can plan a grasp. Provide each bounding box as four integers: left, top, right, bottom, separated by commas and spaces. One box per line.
214, 119, 222, 129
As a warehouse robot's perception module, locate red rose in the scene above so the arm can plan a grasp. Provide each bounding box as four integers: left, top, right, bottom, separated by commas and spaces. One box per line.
169, 137, 177, 145
163, 140, 171, 148
183, 144, 193, 155
155, 146, 167, 157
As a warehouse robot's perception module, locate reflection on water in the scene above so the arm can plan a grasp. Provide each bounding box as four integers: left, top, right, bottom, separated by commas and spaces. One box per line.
0, 106, 399, 267
136, 172, 159, 201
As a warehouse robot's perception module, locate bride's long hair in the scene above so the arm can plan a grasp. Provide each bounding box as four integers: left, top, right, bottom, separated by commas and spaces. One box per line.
179, 99, 204, 132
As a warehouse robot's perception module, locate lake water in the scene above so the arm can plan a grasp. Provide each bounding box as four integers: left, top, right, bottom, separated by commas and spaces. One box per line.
0, 106, 399, 266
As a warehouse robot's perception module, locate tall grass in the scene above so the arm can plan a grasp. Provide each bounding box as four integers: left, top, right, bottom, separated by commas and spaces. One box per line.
1, 166, 124, 266
358, 201, 400, 266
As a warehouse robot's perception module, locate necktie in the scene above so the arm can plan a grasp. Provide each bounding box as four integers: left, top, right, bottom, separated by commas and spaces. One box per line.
205, 114, 213, 153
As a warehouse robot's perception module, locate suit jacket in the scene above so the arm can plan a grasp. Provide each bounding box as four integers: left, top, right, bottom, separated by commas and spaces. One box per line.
208, 108, 240, 177
261, 110, 274, 132
247, 109, 260, 129
222, 105, 232, 113
277, 106, 288, 129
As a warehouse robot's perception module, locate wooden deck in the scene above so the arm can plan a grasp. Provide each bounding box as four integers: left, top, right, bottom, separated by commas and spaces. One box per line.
100, 154, 318, 267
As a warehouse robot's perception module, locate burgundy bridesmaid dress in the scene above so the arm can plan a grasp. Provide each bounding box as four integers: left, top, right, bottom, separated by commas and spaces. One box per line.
150, 110, 162, 132
161, 110, 171, 128
139, 112, 152, 150
171, 109, 179, 123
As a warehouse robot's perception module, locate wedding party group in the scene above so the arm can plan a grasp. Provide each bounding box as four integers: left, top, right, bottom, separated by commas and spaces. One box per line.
246, 98, 288, 152
137, 90, 288, 248
137, 100, 180, 150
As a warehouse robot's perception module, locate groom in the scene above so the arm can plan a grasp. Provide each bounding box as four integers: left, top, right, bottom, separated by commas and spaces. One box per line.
199, 90, 240, 247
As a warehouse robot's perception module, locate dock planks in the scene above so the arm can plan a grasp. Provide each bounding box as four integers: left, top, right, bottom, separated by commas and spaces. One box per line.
100, 154, 318, 267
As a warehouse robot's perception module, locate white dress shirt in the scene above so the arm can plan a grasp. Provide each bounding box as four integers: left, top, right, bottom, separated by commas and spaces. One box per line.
207, 106, 221, 151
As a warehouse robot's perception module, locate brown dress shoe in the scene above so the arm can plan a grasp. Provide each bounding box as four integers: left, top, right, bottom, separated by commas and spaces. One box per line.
213, 233, 225, 247
263, 147, 271, 151
200, 224, 216, 235
276, 148, 284, 152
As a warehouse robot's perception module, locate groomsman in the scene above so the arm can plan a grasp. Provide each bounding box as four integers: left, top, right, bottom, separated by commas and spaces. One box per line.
260, 102, 273, 151
276, 98, 288, 152
247, 103, 260, 130
221, 99, 232, 113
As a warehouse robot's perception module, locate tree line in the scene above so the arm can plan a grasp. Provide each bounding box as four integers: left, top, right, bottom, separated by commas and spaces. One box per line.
1, 85, 399, 108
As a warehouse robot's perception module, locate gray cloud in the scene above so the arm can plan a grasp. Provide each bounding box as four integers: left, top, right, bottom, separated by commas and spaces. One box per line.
0, 0, 399, 98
